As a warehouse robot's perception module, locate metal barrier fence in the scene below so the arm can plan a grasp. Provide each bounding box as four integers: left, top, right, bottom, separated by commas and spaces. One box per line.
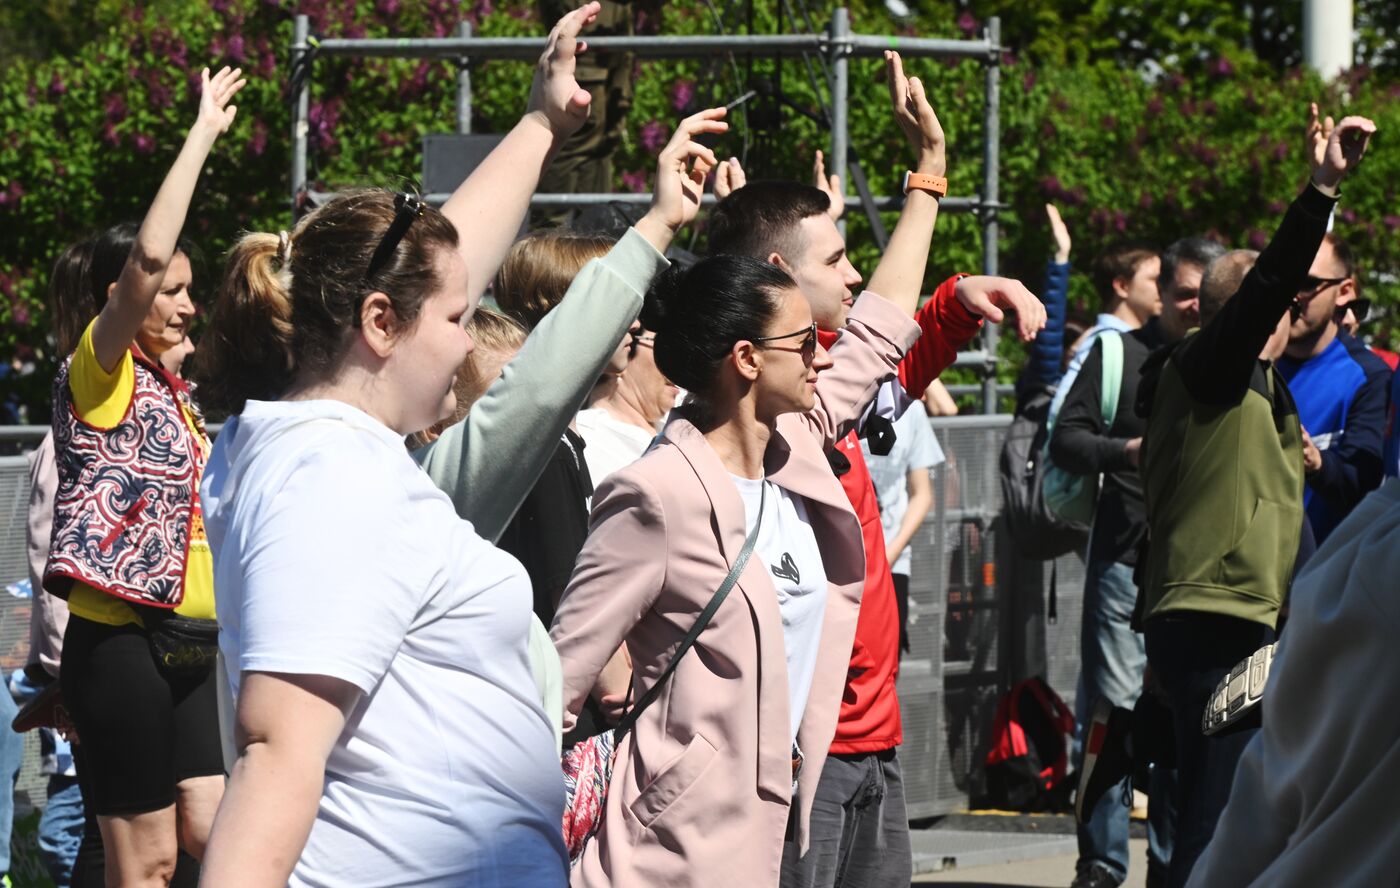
898, 415, 1085, 817
0, 455, 57, 813
0, 416, 1088, 820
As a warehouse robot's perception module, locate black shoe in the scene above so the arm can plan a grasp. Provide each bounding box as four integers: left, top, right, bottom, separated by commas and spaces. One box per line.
1074, 696, 1133, 824
1070, 863, 1121, 888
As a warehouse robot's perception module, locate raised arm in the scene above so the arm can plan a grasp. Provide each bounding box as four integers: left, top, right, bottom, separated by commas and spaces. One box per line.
438, 2, 598, 303
416, 110, 727, 540
1176, 110, 1375, 405
863, 51, 944, 317
90, 66, 244, 371
1020, 204, 1073, 395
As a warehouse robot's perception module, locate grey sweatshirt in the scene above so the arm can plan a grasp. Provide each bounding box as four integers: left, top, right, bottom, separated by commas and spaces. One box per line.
1188, 478, 1400, 888
414, 227, 669, 541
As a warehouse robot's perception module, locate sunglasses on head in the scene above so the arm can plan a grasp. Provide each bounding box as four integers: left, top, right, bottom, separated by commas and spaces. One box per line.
751, 323, 819, 364
355, 193, 426, 328
365, 193, 426, 283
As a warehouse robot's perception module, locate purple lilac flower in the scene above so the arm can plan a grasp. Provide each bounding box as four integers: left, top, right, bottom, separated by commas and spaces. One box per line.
956, 11, 977, 36
226, 35, 247, 64
134, 134, 156, 154
377, 0, 402, 15
620, 169, 648, 193
250, 120, 269, 156
1210, 57, 1234, 78
639, 120, 667, 153
48, 74, 66, 98
670, 79, 695, 112
104, 94, 128, 121
1384, 215, 1400, 232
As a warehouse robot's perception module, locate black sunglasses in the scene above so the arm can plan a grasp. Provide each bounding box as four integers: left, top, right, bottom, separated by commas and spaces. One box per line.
365, 193, 426, 283
355, 193, 426, 328
752, 323, 819, 363
1300, 275, 1347, 294
627, 328, 656, 360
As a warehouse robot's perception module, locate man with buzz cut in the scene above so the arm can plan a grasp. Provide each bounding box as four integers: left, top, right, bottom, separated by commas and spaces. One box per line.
709, 52, 1045, 888
1136, 110, 1376, 888
1275, 231, 1390, 544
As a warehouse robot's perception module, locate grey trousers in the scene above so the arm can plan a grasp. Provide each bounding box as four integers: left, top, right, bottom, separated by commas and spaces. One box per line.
780, 748, 913, 888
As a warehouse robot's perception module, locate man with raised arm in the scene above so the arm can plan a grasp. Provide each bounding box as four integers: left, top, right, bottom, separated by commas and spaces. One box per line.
1135, 108, 1376, 888
711, 52, 1045, 888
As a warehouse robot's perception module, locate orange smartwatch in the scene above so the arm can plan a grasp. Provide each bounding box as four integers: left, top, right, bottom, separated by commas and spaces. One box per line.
902, 171, 948, 198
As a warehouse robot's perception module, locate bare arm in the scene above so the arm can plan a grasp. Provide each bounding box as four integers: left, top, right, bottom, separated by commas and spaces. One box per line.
887, 467, 933, 564
864, 51, 944, 317
923, 378, 959, 416
91, 66, 244, 371
439, 3, 598, 302
199, 672, 358, 887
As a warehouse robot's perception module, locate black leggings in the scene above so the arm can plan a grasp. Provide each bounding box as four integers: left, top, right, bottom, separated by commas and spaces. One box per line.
60, 615, 223, 817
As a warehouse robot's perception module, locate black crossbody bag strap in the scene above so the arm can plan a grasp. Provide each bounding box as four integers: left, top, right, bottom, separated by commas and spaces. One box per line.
615, 483, 766, 738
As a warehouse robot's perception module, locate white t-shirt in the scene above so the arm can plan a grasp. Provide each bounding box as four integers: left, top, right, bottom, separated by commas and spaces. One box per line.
575, 407, 656, 485
202, 400, 566, 888
731, 475, 828, 741
862, 409, 945, 575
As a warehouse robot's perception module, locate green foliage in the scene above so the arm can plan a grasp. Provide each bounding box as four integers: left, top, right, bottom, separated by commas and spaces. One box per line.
0, 0, 1398, 420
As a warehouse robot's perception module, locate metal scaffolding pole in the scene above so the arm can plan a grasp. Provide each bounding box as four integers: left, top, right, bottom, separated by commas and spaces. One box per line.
287, 9, 1005, 409
980, 16, 1001, 414
456, 21, 473, 134
309, 32, 995, 61
828, 8, 850, 240
291, 14, 311, 214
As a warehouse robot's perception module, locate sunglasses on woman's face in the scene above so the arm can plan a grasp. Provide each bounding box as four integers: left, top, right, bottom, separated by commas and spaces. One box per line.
752, 323, 819, 364
627, 329, 656, 360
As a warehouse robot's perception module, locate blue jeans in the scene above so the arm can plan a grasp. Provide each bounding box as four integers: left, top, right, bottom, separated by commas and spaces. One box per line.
39, 775, 84, 887
0, 692, 23, 876
1073, 558, 1175, 884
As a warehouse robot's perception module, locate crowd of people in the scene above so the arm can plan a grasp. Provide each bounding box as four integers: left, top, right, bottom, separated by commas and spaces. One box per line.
6, 2, 1393, 887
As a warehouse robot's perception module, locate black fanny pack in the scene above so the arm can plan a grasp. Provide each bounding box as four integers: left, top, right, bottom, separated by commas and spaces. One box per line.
141, 609, 219, 677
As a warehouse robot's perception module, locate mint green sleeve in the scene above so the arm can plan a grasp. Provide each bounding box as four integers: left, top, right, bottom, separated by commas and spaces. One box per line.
413, 227, 670, 542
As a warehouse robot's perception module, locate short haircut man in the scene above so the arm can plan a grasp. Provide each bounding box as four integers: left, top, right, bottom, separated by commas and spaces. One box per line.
1157, 237, 1227, 342
1276, 231, 1390, 543
1198, 250, 1260, 326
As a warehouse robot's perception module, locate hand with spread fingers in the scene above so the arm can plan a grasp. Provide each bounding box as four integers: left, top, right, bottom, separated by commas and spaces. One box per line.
953, 275, 1048, 342
636, 107, 729, 252
885, 50, 945, 176
526, 0, 601, 139
196, 65, 246, 135
814, 150, 844, 221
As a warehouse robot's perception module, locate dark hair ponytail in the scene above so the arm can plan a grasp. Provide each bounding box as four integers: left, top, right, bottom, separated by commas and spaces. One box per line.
641, 254, 794, 398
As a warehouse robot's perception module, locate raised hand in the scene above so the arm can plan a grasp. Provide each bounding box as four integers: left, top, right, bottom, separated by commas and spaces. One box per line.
953, 275, 1048, 342
636, 108, 729, 252
885, 50, 945, 176
1045, 203, 1071, 264
526, 1, 600, 139
713, 156, 747, 200
1305, 103, 1332, 173
1311, 113, 1377, 194
814, 150, 844, 221
196, 66, 246, 135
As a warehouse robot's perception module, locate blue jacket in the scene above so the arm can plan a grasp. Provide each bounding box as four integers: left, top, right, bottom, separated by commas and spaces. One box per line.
1277, 331, 1392, 542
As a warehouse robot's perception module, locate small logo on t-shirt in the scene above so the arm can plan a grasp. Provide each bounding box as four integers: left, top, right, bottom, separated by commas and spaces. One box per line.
772, 552, 800, 584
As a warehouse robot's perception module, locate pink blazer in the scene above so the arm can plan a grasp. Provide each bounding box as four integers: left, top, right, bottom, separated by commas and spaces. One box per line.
551, 292, 921, 887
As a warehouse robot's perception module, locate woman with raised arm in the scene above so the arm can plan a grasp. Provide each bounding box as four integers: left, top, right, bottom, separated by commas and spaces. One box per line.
42, 66, 244, 886
192, 8, 721, 885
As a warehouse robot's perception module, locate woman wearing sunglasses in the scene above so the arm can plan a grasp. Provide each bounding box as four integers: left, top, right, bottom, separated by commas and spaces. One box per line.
550, 234, 929, 883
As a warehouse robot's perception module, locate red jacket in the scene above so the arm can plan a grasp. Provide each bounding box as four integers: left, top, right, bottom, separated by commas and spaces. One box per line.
822, 275, 980, 752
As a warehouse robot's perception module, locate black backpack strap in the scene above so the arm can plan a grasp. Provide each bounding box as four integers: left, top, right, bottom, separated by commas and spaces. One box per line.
616, 483, 766, 738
